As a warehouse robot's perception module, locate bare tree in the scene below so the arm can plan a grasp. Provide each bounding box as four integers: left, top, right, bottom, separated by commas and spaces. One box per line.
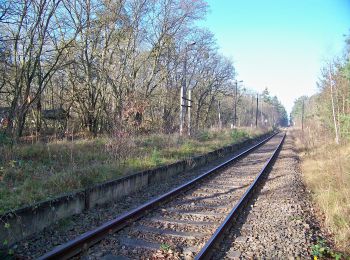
1, 0, 79, 138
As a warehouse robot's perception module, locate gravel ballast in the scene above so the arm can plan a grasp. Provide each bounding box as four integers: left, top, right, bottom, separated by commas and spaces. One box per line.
216, 132, 321, 259
83, 134, 283, 259
13, 132, 325, 259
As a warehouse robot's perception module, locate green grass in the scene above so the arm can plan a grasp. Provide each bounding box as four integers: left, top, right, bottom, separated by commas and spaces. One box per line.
0, 127, 264, 214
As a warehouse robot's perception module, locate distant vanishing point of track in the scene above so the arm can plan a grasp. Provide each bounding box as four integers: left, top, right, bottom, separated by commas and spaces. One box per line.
38, 132, 285, 260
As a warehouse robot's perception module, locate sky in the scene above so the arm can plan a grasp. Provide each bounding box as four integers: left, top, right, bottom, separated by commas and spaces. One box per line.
200, 0, 350, 113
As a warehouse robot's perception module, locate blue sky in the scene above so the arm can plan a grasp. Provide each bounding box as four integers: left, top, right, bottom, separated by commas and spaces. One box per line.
200, 0, 350, 112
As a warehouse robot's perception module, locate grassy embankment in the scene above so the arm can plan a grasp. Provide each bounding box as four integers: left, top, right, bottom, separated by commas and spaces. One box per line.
294, 129, 350, 255
0, 128, 265, 214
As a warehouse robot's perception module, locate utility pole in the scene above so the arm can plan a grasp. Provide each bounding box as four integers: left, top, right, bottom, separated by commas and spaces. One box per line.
218, 100, 222, 129
233, 80, 243, 128
301, 98, 304, 131
180, 42, 196, 136
180, 83, 184, 135
255, 93, 259, 128
233, 81, 237, 128
187, 89, 192, 136
251, 95, 254, 127
260, 99, 264, 125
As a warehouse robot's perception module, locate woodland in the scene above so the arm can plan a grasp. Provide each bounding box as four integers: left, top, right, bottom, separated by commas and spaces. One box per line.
290, 37, 350, 143
0, 0, 287, 142
291, 35, 350, 253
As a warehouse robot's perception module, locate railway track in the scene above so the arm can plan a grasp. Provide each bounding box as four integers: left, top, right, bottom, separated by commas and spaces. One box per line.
39, 132, 285, 260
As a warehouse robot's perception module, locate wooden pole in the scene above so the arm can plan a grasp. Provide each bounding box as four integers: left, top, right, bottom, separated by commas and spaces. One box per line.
251, 95, 254, 127
180, 46, 188, 136
218, 100, 222, 129
233, 81, 237, 128
180, 84, 184, 136
301, 99, 304, 131
188, 89, 191, 136
255, 94, 258, 128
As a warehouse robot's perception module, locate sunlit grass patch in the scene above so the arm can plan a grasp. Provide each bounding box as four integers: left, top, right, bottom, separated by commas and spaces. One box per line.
294, 130, 350, 253
0, 128, 264, 214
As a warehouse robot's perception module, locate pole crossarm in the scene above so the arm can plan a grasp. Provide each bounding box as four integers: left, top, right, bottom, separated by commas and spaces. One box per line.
181, 97, 193, 102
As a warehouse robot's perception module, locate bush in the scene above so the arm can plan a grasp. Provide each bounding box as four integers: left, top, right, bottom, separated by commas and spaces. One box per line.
139, 135, 168, 149
0, 131, 12, 146
151, 149, 162, 165
340, 115, 350, 141
105, 131, 136, 163
16, 144, 45, 160
195, 130, 211, 142
179, 142, 195, 157
230, 129, 248, 141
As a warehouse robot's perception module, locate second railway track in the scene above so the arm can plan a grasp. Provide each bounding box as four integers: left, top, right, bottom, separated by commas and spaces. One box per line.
39, 132, 285, 259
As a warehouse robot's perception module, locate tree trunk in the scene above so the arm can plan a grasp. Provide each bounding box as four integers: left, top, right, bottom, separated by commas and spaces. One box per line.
16, 111, 27, 139
329, 69, 340, 144
36, 95, 42, 134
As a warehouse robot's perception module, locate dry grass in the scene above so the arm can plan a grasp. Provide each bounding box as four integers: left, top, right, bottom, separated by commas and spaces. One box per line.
294, 129, 350, 253
0, 127, 265, 214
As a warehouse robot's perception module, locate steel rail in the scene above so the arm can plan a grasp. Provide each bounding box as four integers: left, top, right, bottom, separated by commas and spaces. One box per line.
195, 132, 286, 260
38, 132, 279, 260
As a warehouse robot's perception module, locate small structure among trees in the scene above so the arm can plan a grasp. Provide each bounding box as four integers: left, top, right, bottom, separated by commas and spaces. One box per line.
41, 108, 68, 121
0, 107, 10, 128
0, 0, 288, 141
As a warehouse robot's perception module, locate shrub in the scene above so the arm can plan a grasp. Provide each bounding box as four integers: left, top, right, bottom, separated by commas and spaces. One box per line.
16, 144, 45, 160
230, 129, 248, 141
0, 131, 12, 146
180, 142, 195, 157
311, 239, 343, 259
340, 115, 350, 141
151, 149, 162, 165
195, 130, 211, 142
139, 135, 169, 149
105, 131, 136, 163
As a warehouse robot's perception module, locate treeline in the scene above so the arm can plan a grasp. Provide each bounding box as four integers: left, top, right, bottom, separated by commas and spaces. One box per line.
0, 0, 287, 140
291, 36, 350, 143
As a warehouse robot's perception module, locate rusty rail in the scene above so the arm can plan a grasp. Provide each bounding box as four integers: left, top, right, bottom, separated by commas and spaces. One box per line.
39, 132, 279, 260
195, 132, 286, 260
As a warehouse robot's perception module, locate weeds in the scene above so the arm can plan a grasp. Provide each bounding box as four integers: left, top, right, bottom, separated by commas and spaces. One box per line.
230, 129, 249, 141
294, 129, 350, 254
0, 223, 14, 259
0, 131, 12, 146
288, 215, 303, 221
151, 149, 162, 165
195, 130, 211, 141
105, 130, 136, 163
311, 239, 343, 260
0, 128, 262, 214
160, 243, 171, 252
